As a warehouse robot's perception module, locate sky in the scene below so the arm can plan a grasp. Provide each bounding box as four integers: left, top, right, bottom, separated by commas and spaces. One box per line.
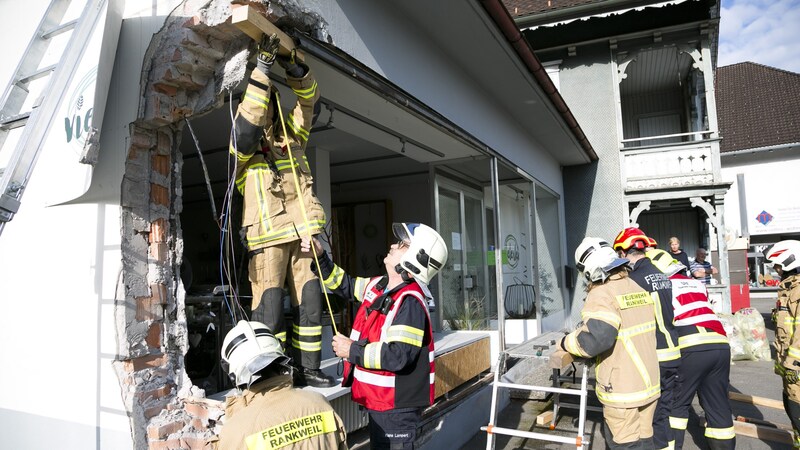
718, 0, 800, 73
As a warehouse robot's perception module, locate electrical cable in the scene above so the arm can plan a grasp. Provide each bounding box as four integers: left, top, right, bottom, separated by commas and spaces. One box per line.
274, 90, 339, 336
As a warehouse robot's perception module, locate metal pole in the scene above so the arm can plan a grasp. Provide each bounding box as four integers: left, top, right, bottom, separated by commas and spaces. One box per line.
491, 157, 505, 354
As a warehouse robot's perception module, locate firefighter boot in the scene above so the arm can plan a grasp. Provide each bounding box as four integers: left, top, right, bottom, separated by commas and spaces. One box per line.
706, 437, 735, 450
291, 282, 336, 388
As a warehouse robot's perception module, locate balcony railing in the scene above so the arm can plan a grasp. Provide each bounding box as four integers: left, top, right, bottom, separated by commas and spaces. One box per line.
621, 132, 717, 191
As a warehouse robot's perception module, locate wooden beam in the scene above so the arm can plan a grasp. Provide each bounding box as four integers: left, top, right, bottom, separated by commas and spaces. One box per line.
736, 416, 793, 432
536, 410, 554, 426
729, 392, 785, 410
549, 350, 574, 370
231, 4, 296, 56
732, 420, 793, 444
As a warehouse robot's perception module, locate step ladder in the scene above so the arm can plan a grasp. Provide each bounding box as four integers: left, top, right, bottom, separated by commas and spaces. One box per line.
481, 347, 594, 449
0, 0, 106, 236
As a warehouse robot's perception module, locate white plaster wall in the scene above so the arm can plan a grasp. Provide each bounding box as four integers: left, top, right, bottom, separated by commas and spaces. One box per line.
0, 1, 179, 448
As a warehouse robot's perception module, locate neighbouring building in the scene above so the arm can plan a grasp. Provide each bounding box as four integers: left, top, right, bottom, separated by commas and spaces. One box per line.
717, 62, 800, 298
504, 0, 736, 314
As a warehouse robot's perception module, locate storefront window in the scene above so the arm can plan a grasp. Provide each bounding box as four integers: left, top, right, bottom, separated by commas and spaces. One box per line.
748, 243, 780, 289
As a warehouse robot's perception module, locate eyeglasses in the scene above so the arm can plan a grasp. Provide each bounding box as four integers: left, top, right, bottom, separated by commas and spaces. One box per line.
396, 240, 410, 249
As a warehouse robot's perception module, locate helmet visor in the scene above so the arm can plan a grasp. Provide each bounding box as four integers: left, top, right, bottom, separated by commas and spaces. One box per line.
392, 223, 413, 245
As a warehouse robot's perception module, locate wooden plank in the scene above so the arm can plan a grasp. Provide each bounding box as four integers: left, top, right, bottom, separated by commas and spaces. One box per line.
434, 336, 490, 399
230, 4, 296, 56
732, 420, 793, 444
736, 416, 793, 432
536, 410, 554, 426
729, 392, 785, 410
548, 349, 574, 370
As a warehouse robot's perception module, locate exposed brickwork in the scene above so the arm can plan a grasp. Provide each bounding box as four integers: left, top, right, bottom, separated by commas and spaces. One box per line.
146, 322, 162, 348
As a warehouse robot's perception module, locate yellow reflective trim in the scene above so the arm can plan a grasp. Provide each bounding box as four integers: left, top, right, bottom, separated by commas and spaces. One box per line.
615, 291, 653, 309
670, 416, 688, 430
291, 339, 321, 352
677, 331, 728, 349
229, 144, 252, 162
274, 331, 286, 343
292, 324, 322, 336
324, 266, 345, 290
596, 383, 660, 404
243, 91, 269, 109
657, 347, 682, 362
617, 321, 656, 339
564, 333, 582, 356
789, 347, 800, 360
247, 219, 327, 246
704, 426, 736, 440
652, 291, 680, 355
245, 410, 337, 450
619, 331, 652, 387
287, 115, 309, 142
364, 342, 382, 370
582, 311, 621, 327
386, 324, 424, 347
354, 278, 370, 302
293, 80, 317, 99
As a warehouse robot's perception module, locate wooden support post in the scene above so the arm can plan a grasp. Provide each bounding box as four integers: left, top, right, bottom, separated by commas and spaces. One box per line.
536, 410, 554, 426
231, 4, 297, 56
728, 392, 785, 410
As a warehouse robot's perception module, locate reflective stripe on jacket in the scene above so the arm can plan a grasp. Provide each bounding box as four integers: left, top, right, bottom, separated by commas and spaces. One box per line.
629, 258, 681, 366
669, 273, 729, 353
563, 274, 660, 408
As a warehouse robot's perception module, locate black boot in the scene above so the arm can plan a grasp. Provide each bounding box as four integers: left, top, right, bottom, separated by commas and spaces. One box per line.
295, 367, 336, 388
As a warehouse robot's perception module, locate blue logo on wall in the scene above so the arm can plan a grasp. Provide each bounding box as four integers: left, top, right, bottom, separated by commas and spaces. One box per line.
756, 210, 774, 226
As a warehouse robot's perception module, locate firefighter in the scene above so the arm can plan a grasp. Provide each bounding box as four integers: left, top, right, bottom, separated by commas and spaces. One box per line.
766, 240, 800, 448
302, 223, 447, 450
558, 237, 660, 448
229, 34, 333, 387
646, 249, 735, 450
214, 321, 347, 450
613, 227, 680, 450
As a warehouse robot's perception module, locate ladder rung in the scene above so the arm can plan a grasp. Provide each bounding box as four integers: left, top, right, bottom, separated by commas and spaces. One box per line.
0, 112, 31, 130
42, 19, 78, 40
17, 64, 57, 85
496, 381, 586, 396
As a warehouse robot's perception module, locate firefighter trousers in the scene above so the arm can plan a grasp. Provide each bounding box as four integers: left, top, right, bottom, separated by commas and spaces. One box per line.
671, 348, 735, 450
602, 400, 656, 449
368, 408, 421, 450
249, 240, 323, 370
782, 378, 800, 448
653, 365, 678, 450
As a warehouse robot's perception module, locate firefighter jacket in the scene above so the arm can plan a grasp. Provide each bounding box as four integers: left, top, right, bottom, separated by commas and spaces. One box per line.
629, 258, 681, 366
229, 66, 325, 250
775, 273, 800, 371
668, 273, 728, 353
562, 273, 660, 408
215, 374, 347, 450
313, 252, 435, 412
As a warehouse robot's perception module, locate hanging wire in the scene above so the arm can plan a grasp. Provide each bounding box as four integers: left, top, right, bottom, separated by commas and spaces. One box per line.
274, 90, 339, 336
184, 117, 219, 226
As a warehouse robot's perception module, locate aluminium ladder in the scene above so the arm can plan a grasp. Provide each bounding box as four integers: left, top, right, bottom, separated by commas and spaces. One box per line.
0, 0, 106, 237
481, 347, 593, 449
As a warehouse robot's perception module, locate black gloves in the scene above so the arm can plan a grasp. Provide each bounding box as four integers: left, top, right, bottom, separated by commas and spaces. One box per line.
256, 33, 280, 74
277, 48, 306, 78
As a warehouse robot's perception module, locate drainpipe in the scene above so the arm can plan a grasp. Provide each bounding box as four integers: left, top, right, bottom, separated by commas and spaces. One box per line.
478, 0, 598, 162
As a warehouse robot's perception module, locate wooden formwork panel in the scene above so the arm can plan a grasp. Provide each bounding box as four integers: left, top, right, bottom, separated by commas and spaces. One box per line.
434, 336, 490, 398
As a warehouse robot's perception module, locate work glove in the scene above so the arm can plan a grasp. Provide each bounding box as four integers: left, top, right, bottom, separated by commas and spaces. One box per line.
256, 33, 280, 74
775, 361, 786, 376
277, 48, 305, 78
787, 369, 799, 384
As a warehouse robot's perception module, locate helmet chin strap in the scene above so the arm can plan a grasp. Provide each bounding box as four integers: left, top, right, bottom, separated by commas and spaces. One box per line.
395, 264, 414, 283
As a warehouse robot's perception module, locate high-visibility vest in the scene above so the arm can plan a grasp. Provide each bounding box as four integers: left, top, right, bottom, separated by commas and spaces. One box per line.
669, 273, 728, 351
343, 278, 435, 412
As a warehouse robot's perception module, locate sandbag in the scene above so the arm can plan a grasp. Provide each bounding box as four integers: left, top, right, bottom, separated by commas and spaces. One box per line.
734, 307, 771, 361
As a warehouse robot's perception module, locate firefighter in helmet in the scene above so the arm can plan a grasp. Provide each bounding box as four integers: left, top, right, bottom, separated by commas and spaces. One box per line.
558, 237, 659, 448
215, 321, 347, 450
228, 34, 333, 387
613, 227, 680, 450
766, 240, 800, 448
302, 223, 447, 449
646, 248, 734, 450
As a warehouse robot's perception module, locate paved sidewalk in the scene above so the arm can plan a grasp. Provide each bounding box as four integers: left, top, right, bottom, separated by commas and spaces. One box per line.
464, 297, 793, 449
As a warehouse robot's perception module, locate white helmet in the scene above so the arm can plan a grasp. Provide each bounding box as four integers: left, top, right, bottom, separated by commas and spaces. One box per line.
221, 320, 291, 388
575, 237, 629, 282
393, 223, 448, 285
766, 240, 800, 272
645, 248, 686, 276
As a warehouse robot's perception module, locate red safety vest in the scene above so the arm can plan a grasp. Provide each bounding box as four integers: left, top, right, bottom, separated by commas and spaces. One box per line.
342, 278, 435, 412
669, 273, 728, 349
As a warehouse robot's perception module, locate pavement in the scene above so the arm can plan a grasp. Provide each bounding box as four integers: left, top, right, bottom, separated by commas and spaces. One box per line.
462, 297, 794, 450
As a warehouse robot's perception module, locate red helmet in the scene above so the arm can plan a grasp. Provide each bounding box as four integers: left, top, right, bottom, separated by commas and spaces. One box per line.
613, 227, 651, 252
647, 236, 658, 248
